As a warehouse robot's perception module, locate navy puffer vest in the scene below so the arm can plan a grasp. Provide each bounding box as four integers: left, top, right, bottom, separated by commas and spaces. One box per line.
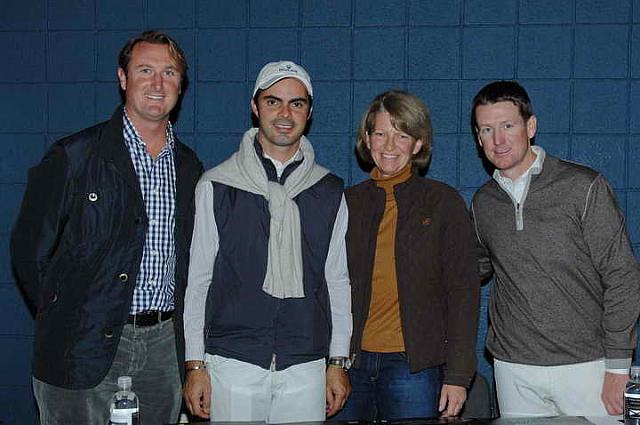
204, 145, 343, 370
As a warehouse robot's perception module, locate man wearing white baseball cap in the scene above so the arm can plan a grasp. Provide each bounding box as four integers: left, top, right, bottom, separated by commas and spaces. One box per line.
183, 60, 352, 423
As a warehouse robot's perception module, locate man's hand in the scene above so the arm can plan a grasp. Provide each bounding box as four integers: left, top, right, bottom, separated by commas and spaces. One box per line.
439, 384, 467, 417
602, 372, 626, 415
183, 362, 211, 419
326, 366, 351, 417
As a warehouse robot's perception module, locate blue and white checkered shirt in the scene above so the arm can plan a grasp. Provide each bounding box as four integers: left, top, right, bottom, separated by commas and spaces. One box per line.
122, 109, 177, 313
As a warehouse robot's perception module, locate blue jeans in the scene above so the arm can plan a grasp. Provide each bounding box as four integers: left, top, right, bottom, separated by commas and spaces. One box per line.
333, 351, 442, 421
33, 319, 181, 425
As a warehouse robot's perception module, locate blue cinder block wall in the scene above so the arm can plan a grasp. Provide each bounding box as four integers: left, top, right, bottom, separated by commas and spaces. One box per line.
1, 0, 640, 423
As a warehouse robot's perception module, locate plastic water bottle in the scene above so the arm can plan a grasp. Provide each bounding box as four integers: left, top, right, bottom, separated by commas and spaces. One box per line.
108, 376, 139, 425
624, 366, 640, 425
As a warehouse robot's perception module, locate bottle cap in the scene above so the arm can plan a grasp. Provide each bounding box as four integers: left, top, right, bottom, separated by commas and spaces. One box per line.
117, 376, 132, 390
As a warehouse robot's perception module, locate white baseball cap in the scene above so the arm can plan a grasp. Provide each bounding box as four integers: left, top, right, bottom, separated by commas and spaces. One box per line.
252, 61, 313, 98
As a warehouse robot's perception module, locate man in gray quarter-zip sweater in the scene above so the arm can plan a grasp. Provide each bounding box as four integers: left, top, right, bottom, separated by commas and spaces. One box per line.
470, 80, 640, 418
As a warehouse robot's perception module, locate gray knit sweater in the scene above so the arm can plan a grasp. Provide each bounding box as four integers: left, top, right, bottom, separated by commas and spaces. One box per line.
471, 153, 640, 368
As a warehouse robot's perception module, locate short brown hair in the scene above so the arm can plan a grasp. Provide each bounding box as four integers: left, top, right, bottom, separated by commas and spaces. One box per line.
357, 90, 433, 172
471, 80, 534, 131
118, 30, 188, 78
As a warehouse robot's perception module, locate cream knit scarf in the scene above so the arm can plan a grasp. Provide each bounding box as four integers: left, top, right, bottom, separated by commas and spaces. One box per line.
203, 128, 329, 298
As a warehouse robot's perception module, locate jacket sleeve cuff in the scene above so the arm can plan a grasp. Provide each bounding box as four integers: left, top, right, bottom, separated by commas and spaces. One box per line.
442, 370, 475, 388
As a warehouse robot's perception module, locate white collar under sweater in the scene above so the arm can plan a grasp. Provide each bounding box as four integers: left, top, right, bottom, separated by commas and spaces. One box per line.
493, 145, 546, 205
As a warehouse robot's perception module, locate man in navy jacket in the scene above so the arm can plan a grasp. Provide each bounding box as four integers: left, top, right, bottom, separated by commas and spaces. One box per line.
10, 31, 202, 425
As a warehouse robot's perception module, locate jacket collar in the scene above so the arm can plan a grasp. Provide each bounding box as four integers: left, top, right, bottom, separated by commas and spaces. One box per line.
93, 106, 141, 195
93, 106, 198, 208
174, 136, 201, 217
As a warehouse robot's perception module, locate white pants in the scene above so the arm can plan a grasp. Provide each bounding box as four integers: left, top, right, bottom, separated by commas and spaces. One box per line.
494, 358, 609, 417
205, 354, 326, 423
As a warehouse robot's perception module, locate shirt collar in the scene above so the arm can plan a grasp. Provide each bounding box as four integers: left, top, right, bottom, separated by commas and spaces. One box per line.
262, 147, 304, 179
122, 107, 175, 151
493, 145, 545, 186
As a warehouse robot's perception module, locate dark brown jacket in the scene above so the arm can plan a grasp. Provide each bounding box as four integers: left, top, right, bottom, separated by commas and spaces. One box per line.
345, 174, 480, 387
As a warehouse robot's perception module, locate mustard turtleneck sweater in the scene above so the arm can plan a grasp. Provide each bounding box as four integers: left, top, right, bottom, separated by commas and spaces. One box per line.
361, 164, 412, 352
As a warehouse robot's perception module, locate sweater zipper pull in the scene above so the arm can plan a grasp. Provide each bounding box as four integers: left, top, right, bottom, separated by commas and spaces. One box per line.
515, 202, 524, 231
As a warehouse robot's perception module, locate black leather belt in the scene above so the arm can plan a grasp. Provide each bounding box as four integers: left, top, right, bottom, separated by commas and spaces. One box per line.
127, 310, 174, 327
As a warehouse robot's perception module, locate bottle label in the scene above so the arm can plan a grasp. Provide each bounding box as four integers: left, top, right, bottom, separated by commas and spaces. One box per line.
109, 408, 139, 425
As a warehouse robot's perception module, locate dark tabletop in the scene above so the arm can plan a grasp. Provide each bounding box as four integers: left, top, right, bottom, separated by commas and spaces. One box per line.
171, 416, 600, 425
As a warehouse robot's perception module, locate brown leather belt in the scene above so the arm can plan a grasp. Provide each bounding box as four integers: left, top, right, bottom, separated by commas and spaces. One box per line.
127, 310, 174, 327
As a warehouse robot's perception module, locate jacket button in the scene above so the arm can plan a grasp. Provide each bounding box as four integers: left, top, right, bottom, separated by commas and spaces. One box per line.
134, 217, 142, 224
104, 330, 113, 338
88, 192, 98, 202
118, 273, 128, 282
50, 293, 58, 303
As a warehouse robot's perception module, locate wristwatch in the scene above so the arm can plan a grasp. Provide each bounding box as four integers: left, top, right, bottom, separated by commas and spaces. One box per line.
327, 356, 352, 371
